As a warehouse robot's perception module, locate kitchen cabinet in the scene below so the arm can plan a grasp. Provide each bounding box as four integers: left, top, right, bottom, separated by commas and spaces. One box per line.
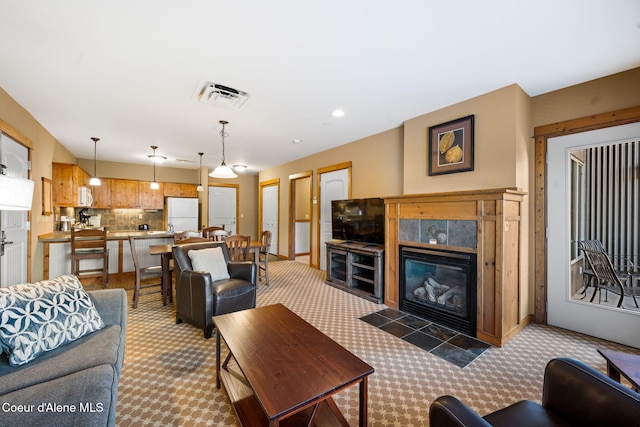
164, 183, 198, 198
53, 162, 195, 209
111, 179, 139, 208
138, 181, 164, 209
91, 178, 112, 208
52, 163, 90, 207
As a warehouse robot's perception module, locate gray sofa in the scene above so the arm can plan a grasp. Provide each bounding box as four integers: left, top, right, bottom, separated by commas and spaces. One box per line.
0, 288, 127, 427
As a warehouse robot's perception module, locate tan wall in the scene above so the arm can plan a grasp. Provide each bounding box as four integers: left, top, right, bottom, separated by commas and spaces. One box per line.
532, 67, 640, 128
403, 84, 529, 194
77, 159, 200, 184
259, 126, 403, 264
403, 83, 533, 320
295, 177, 311, 220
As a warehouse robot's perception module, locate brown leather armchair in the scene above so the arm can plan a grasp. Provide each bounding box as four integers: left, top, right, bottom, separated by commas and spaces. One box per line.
172, 242, 257, 338
429, 357, 640, 427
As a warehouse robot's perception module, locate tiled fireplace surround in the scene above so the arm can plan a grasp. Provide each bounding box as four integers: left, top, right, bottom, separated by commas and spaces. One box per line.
384, 188, 528, 346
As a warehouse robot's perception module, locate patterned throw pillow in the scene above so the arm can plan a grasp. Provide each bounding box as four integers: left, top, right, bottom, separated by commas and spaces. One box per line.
0, 274, 105, 366
188, 247, 231, 282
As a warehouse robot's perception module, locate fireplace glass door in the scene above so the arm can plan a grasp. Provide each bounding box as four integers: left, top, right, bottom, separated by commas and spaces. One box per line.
400, 246, 476, 335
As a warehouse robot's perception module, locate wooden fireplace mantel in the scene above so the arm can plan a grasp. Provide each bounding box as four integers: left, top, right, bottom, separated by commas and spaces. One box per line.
384, 187, 528, 346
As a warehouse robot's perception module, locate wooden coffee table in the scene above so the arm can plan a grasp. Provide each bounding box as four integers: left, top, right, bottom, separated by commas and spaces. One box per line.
214, 303, 374, 426
597, 348, 640, 392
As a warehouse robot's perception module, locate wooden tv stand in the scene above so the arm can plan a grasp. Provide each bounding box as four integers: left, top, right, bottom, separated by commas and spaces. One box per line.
325, 241, 384, 303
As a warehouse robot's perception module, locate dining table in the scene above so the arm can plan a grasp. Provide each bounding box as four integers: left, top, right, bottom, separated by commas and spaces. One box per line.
149, 239, 264, 304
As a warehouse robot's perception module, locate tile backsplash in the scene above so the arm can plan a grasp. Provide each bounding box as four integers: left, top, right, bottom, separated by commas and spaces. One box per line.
57, 207, 164, 231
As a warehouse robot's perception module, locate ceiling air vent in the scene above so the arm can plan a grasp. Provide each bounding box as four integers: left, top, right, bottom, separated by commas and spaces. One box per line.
193, 80, 251, 110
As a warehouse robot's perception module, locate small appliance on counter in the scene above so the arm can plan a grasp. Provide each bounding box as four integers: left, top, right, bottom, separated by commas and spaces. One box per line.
59, 216, 72, 231
138, 224, 149, 230
88, 214, 101, 227
78, 208, 90, 226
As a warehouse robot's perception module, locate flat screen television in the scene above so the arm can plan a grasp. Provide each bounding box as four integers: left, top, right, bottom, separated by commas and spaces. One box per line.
331, 197, 385, 244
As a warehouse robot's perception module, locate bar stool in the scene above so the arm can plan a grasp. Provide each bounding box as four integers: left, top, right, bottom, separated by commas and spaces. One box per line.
129, 236, 167, 308
258, 230, 272, 286
70, 227, 109, 287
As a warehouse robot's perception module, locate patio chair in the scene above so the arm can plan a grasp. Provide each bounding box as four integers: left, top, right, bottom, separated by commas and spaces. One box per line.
578, 240, 635, 293
578, 242, 639, 308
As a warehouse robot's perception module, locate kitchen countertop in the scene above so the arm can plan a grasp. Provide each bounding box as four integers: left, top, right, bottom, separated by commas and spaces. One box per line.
38, 230, 175, 242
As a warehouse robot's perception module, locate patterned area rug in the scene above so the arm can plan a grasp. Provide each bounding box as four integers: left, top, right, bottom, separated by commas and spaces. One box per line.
113, 260, 639, 426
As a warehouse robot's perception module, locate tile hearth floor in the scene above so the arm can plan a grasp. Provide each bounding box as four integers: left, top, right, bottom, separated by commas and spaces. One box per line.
360, 308, 490, 368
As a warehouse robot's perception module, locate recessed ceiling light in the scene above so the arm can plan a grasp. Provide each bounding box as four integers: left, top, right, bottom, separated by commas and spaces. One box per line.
292, 138, 303, 144
233, 164, 247, 172
332, 109, 345, 117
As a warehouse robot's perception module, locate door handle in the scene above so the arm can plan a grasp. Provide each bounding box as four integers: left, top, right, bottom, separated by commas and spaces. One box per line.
0, 231, 11, 256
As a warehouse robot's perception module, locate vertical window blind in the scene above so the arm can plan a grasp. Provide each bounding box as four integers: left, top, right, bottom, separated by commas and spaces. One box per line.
585, 139, 640, 268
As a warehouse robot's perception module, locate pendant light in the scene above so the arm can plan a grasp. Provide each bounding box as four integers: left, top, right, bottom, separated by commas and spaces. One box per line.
149, 146, 160, 190
89, 137, 101, 186
209, 120, 237, 179
196, 152, 204, 192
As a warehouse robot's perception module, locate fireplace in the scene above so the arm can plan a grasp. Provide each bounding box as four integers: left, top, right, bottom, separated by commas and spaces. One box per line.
399, 246, 477, 336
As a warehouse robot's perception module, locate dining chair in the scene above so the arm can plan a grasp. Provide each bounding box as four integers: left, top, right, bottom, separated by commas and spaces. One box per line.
70, 227, 109, 287
202, 225, 225, 239
257, 230, 272, 286
224, 234, 250, 262
175, 237, 211, 244
174, 230, 202, 243
208, 229, 230, 242
129, 236, 168, 309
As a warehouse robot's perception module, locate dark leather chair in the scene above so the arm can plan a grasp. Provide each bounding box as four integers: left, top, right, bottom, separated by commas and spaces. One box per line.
172, 241, 257, 338
429, 357, 640, 427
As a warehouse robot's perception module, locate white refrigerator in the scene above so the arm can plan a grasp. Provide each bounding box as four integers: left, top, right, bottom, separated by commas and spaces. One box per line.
166, 197, 199, 231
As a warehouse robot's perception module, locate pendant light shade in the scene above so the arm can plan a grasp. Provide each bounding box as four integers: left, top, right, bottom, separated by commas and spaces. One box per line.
89, 137, 101, 186
149, 146, 160, 189
196, 152, 204, 192
209, 120, 237, 179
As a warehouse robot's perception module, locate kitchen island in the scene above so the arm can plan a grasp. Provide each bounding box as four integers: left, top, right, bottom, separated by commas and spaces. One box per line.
38, 230, 175, 280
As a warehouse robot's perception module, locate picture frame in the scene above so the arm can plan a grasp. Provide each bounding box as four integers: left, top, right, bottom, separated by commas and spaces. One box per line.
428, 115, 474, 176
41, 177, 52, 215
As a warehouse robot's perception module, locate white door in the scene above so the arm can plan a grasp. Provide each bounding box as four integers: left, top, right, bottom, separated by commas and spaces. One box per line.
262, 184, 278, 255
208, 186, 237, 235
1, 134, 30, 287
319, 169, 349, 270
547, 121, 640, 348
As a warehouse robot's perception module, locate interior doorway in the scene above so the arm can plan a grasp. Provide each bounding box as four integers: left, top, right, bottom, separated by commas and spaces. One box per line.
288, 172, 312, 264
208, 185, 238, 234
317, 163, 351, 270
259, 179, 279, 256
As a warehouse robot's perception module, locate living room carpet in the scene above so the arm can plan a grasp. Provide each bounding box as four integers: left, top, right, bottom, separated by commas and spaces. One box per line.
104, 260, 639, 426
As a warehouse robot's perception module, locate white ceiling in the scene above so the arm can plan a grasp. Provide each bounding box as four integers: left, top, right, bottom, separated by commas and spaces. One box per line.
1, 1, 639, 174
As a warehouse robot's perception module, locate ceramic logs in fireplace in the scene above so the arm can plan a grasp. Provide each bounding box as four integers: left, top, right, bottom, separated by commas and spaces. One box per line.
399, 246, 477, 336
